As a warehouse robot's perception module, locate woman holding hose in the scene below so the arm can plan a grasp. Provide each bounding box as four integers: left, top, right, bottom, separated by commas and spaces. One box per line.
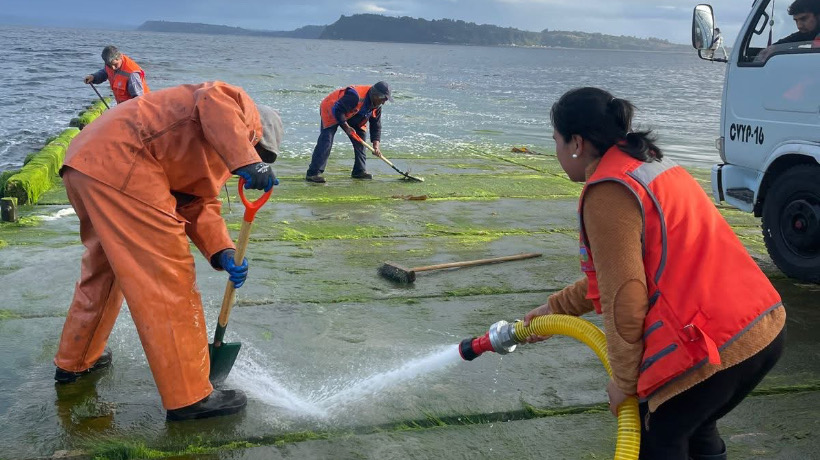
523, 87, 786, 460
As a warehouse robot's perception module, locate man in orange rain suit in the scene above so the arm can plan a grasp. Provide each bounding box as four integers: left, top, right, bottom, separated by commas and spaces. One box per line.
53, 81, 283, 421
84, 45, 150, 103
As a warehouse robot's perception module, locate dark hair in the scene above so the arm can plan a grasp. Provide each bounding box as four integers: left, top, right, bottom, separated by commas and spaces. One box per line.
788, 0, 820, 16
550, 87, 662, 162
101, 45, 121, 65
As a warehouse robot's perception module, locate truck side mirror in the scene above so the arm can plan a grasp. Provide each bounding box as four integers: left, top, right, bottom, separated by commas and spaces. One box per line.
693, 4, 727, 62
692, 4, 716, 51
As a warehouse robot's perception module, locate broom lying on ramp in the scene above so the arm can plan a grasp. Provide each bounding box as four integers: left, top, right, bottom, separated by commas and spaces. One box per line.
378, 252, 542, 284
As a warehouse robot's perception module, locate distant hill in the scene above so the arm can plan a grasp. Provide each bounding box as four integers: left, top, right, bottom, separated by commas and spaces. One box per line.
321, 14, 686, 51
137, 20, 325, 39
137, 15, 686, 51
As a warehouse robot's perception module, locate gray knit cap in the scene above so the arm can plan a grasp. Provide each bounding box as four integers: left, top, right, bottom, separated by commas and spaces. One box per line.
257, 104, 283, 156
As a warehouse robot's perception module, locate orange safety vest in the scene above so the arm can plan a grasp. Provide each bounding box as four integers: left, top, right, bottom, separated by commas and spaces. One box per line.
578, 146, 782, 400
319, 85, 377, 129
105, 54, 150, 103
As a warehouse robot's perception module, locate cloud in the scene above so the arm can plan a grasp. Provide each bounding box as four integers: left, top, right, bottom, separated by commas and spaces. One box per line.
355, 2, 389, 13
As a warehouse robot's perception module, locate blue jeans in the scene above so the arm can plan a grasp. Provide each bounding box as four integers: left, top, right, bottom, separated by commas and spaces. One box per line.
306, 123, 367, 177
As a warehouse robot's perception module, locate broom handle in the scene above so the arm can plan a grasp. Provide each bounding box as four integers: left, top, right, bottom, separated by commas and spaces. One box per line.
412, 252, 542, 272
349, 130, 394, 166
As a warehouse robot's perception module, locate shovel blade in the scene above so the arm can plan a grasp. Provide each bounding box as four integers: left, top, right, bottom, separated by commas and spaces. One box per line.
208, 341, 241, 384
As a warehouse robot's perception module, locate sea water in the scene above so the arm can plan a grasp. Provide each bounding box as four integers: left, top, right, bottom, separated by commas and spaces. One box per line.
0, 25, 725, 172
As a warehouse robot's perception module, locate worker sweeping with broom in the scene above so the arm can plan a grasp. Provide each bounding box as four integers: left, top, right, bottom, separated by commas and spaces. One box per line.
53, 81, 283, 421
305, 81, 392, 183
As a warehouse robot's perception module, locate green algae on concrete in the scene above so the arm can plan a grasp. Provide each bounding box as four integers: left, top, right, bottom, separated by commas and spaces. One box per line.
85, 438, 260, 460
3, 128, 79, 205
0, 169, 20, 197
69, 99, 110, 129
0, 309, 21, 321
1, 143, 816, 460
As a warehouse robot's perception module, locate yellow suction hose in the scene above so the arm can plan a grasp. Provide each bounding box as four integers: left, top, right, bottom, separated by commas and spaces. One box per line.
515, 315, 641, 459
460, 314, 641, 459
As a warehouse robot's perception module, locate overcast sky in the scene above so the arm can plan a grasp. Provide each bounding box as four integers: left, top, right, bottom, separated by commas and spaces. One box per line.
1, 0, 755, 45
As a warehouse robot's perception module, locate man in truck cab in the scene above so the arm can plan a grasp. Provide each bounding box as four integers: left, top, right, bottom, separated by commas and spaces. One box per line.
775, 0, 820, 45
758, 0, 820, 61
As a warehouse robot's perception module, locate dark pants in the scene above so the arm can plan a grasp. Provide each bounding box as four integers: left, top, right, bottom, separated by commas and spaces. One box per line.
638, 328, 785, 460
306, 123, 367, 177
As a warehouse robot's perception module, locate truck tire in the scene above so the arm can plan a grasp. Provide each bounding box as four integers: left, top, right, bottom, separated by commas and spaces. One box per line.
762, 165, 820, 283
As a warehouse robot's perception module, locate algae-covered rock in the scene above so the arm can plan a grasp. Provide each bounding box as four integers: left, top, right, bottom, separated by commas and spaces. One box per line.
0, 169, 20, 198
3, 128, 80, 205
68, 99, 110, 129
48, 128, 80, 149
1, 197, 18, 222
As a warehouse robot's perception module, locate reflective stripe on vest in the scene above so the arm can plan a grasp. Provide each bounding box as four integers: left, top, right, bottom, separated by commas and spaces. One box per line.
319, 85, 377, 129
105, 54, 150, 103
578, 145, 782, 399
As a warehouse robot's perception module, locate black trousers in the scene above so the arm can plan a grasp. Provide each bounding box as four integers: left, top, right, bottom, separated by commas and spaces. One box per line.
306, 124, 368, 177
638, 328, 785, 460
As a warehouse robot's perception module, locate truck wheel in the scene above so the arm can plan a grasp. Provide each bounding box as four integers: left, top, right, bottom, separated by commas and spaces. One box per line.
762, 165, 820, 283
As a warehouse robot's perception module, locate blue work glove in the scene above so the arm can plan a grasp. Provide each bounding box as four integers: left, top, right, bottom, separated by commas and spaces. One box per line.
233, 162, 278, 191
218, 249, 248, 289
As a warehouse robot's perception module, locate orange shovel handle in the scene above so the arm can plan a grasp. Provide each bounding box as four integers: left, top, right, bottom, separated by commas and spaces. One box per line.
238, 177, 273, 222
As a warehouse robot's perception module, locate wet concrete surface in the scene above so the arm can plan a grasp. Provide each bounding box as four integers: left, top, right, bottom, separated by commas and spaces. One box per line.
0, 151, 817, 459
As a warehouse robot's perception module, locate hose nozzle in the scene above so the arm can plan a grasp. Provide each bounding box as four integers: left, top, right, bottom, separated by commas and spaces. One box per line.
458, 320, 519, 361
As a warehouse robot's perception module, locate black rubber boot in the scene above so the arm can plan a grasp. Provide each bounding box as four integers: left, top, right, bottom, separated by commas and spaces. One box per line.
54, 347, 113, 383
351, 171, 373, 179
166, 388, 247, 421
691, 445, 728, 460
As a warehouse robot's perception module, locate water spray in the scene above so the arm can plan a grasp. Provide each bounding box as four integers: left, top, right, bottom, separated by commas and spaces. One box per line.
459, 315, 642, 460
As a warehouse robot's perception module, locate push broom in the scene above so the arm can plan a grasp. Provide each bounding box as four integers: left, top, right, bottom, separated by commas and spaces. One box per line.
348, 131, 424, 182
378, 252, 542, 284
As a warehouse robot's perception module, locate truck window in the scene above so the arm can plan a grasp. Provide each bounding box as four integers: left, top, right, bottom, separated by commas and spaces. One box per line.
738, 0, 820, 66
741, 0, 820, 65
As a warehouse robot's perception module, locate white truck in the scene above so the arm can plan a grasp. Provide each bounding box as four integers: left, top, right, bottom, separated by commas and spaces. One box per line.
692, 1, 820, 283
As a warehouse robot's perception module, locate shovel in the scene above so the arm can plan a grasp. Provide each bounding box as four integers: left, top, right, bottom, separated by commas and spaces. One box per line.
209, 178, 272, 384
348, 131, 424, 182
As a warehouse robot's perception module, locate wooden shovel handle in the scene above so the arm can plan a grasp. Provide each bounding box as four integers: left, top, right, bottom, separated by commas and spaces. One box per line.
412, 252, 542, 272
217, 179, 270, 329
218, 219, 252, 328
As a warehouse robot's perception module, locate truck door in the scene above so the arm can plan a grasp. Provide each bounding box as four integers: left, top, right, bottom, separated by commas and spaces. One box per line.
724, 0, 820, 172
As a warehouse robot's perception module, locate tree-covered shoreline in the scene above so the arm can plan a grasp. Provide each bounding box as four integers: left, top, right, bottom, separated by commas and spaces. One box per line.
138, 14, 687, 51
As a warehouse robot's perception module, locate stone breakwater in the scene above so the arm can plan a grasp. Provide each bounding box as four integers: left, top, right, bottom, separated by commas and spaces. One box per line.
1, 98, 109, 206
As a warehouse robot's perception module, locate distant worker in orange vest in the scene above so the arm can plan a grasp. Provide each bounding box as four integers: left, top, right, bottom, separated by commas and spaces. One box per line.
83, 45, 150, 104
305, 82, 392, 183
522, 87, 785, 459
53, 81, 282, 421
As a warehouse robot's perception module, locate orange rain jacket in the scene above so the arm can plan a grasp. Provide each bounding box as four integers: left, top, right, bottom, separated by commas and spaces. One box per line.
104, 54, 150, 103
55, 81, 264, 409
578, 146, 782, 400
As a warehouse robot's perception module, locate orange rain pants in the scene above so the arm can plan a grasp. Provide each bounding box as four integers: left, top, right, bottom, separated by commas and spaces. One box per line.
55, 169, 213, 410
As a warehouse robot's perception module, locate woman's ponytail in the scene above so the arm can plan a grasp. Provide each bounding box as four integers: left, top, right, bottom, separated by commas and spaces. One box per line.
551, 88, 662, 162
